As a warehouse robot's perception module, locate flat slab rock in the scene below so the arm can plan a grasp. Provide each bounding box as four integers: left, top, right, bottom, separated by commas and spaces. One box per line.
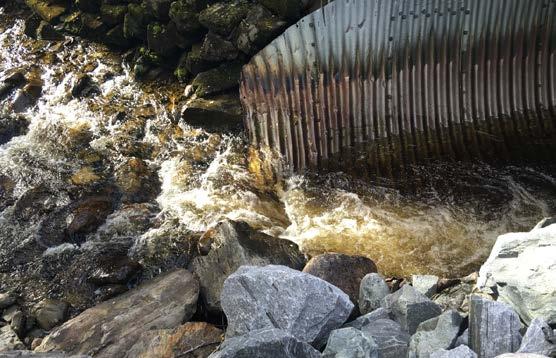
36, 269, 199, 358
208, 328, 320, 358
221, 265, 353, 346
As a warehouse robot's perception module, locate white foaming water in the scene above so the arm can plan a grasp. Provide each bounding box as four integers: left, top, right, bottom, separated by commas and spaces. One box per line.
0, 11, 554, 276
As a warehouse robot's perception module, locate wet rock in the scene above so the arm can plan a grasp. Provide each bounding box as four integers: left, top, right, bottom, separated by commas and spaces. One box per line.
61, 12, 106, 38
344, 307, 390, 330
322, 327, 379, 358
169, 0, 205, 35
126, 322, 223, 358
430, 345, 478, 358
104, 25, 131, 48
360, 319, 411, 358
12, 78, 42, 113
87, 256, 141, 285
36, 21, 64, 41
382, 284, 442, 334
0, 293, 16, 309
199, 32, 239, 63
182, 44, 212, 75
100, 5, 127, 26
408, 310, 464, 358
36, 269, 199, 357
24, 14, 42, 38
123, 3, 152, 40
469, 296, 522, 358
115, 157, 160, 203
478, 220, 556, 324
0, 175, 16, 211
70, 74, 99, 98
147, 22, 180, 57
517, 318, 556, 356
191, 62, 241, 97
25, 0, 68, 22
32, 299, 68, 331
208, 328, 321, 358
257, 0, 303, 20
0, 70, 26, 101
302, 253, 377, 308
198, 0, 249, 36
181, 94, 243, 131
222, 265, 353, 345
191, 220, 305, 313
412, 274, 438, 298
0, 325, 25, 351
359, 273, 390, 315
235, 4, 286, 55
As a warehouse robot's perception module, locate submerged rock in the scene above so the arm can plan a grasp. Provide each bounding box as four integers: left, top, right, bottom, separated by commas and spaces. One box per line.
359, 319, 411, 358
221, 265, 353, 345
478, 220, 556, 325
359, 273, 390, 315
36, 269, 199, 357
208, 328, 321, 358
302, 253, 377, 308
469, 296, 522, 358
408, 310, 464, 358
191, 220, 305, 313
382, 284, 442, 334
0, 116, 28, 146
322, 327, 379, 358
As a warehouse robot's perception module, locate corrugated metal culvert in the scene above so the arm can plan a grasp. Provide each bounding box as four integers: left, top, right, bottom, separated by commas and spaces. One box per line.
241, 0, 556, 178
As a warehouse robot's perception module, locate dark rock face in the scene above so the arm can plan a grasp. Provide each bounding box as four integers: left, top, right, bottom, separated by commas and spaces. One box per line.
302, 253, 377, 307
221, 265, 353, 346
208, 328, 321, 358
360, 319, 411, 358
198, 1, 250, 36
469, 296, 522, 358
191, 220, 306, 313
36, 269, 199, 357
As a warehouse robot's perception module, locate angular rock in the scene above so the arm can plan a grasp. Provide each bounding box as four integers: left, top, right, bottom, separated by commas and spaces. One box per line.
10, 311, 26, 336
123, 3, 152, 40
208, 328, 321, 358
221, 265, 353, 345
199, 32, 238, 63
100, 5, 127, 26
517, 318, 556, 356
0, 293, 16, 309
191, 220, 305, 313
192, 62, 242, 97
0, 325, 25, 351
382, 284, 442, 334
412, 274, 438, 298
455, 328, 469, 347
344, 307, 390, 330
145, 0, 173, 21
182, 44, 212, 75
70, 74, 99, 98
303, 253, 377, 307
32, 299, 68, 331
36, 269, 199, 357
430, 345, 478, 358
104, 25, 131, 48
469, 296, 522, 358
408, 310, 464, 358
495, 354, 548, 358
2, 306, 21, 323
433, 282, 474, 313
359, 273, 390, 315
235, 4, 286, 55
322, 327, 379, 358
169, 0, 204, 34
478, 220, 556, 324
126, 322, 223, 358
24, 0, 68, 22
360, 319, 411, 358
198, 1, 249, 36
147, 22, 179, 57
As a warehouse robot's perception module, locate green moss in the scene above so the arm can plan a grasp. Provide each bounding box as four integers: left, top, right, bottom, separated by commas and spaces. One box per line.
198, 0, 250, 35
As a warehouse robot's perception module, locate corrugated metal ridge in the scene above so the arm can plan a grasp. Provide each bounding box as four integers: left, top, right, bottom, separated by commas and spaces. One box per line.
240, 0, 556, 177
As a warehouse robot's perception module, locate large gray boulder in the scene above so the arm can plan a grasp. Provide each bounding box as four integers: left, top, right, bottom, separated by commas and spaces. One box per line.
208, 328, 320, 358
359, 273, 390, 315
345, 307, 390, 330
517, 317, 556, 356
412, 275, 438, 298
408, 310, 464, 358
469, 296, 522, 358
478, 219, 556, 325
430, 345, 478, 358
36, 269, 199, 358
322, 327, 379, 358
382, 285, 442, 334
360, 319, 411, 358
221, 265, 353, 346
191, 220, 306, 313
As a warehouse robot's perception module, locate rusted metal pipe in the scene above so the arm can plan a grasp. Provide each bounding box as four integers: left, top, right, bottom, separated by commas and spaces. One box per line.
241, 0, 556, 177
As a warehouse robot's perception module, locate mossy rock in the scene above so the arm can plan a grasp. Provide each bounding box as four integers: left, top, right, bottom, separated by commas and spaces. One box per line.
123, 3, 152, 40
25, 0, 68, 23
75, 0, 102, 13
60, 11, 107, 38
198, 0, 250, 36
181, 93, 244, 131
104, 24, 132, 48
191, 62, 242, 97
257, 0, 303, 20
144, 0, 173, 21
199, 32, 239, 63
100, 4, 127, 26
174, 52, 190, 82
168, 0, 204, 35
236, 14, 286, 55
146, 22, 179, 57
184, 44, 214, 75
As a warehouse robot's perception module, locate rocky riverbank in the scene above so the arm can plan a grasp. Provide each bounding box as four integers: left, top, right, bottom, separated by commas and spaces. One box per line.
0, 218, 554, 357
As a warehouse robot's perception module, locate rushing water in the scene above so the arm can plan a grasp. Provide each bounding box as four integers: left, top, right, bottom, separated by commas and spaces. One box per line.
1, 7, 554, 279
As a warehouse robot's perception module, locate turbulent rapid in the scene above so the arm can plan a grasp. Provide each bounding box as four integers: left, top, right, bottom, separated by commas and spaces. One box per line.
0, 3, 554, 288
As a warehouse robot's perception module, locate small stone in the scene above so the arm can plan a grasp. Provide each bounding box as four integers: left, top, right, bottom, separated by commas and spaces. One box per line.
408, 310, 464, 358
469, 296, 522, 358
322, 327, 379, 358
222, 265, 353, 346
303, 253, 377, 308
412, 274, 438, 298
359, 273, 390, 315
360, 319, 411, 358
0, 325, 25, 351
344, 307, 390, 330
382, 284, 442, 334
0, 293, 16, 309
33, 299, 69, 331
517, 317, 556, 356
430, 345, 478, 358
208, 328, 321, 358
